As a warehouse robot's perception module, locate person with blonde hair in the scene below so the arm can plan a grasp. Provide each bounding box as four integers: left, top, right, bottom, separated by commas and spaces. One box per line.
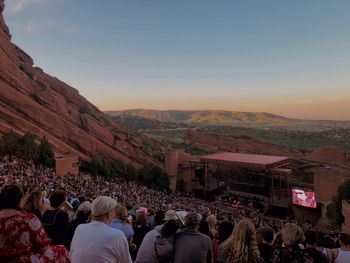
207, 214, 218, 240
110, 204, 135, 251
272, 223, 312, 263
23, 190, 44, 220
131, 209, 151, 260
218, 219, 263, 263
207, 214, 219, 263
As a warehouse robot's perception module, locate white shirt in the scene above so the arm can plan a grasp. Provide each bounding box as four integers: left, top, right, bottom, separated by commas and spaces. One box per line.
70, 220, 132, 263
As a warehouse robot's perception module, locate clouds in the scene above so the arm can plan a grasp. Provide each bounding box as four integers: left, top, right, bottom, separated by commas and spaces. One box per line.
5, 0, 46, 14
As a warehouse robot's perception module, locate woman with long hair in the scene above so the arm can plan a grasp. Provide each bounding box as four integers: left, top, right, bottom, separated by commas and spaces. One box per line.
131, 209, 152, 260
23, 190, 44, 220
272, 223, 312, 263
0, 184, 70, 262
207, 214, 219, 240
218, 219, 263, 263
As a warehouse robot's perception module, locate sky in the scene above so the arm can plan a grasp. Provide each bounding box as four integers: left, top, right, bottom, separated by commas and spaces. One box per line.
3, 0, 350, 120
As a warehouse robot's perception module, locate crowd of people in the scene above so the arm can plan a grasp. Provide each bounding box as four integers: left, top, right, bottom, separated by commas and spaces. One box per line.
1, 157, 350, 263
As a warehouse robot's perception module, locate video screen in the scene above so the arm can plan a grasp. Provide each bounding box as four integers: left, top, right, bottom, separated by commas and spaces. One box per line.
292, 189, 317, 208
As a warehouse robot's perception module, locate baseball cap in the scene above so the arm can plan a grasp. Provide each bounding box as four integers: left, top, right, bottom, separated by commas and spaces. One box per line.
164, 210, 178, 221
78, 201, 92, 213
91, 196, 117, 216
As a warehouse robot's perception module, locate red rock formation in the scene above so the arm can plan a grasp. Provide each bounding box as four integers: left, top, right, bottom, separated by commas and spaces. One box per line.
184, 129, 350, 167
0, 0, 161, 167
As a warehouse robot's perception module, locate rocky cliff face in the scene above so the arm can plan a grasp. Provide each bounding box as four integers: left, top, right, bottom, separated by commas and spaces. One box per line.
0, 1, 161, 167
184, 129, 350, 167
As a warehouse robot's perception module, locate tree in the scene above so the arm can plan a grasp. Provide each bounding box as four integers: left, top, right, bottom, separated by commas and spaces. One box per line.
0, 130, 21, 157
37, 137, 55, 167
87, 153, 112, 179
138, 164, 169, 189
111, 159, 126, 178
125, 163, 138, 181
17, 132, 39, 161
327, 179, 350, 225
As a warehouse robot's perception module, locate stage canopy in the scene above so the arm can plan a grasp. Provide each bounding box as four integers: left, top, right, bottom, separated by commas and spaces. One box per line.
200, 152, 290, 170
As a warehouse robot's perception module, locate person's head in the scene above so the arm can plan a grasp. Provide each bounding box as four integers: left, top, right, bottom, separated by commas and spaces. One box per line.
198, 218, 209, 236
91, 196, 117, 224
316, 231, 325, 248
281, 223, 304, 247
323, 235, 336, 249
304, 230, 317, 247
136, 210, 147, 227
218, 221, 234, 244
70, 199, 80, 212
339, 233, 350, 247
258, 226, 274, 245
154, 210, 165, 226
306, 192, 314, 199
207, 214, 217, 227
161, 219, 179, 238
0, 184, 23, 210
221, 220, 260, 263
24, 191, 43, 212
185, 212, 199, 231
76, 201, 91, 222
164, 210, 178, 222
115, 204, 129, 223
49, 190, 66, 209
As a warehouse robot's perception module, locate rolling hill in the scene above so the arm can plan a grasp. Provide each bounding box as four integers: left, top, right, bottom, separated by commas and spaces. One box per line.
106, 109, 296, 126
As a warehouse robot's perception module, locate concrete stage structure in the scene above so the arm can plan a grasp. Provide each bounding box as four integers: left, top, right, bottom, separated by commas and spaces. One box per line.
165, 150, 292, 212
192, 152, 292, 211
165, 149, 350, 225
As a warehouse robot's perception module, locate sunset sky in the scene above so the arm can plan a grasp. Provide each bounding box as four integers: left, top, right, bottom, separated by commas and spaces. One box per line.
4, 0, 350, 120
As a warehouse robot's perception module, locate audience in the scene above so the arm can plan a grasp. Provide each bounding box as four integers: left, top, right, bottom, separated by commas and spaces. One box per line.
329, 233, 350, 263
23, 190, 44, 220
272, 223, 312, 263
0, 184, 70, 262
42, 190, 69, 247
131, 209, 152, 260
304, 230, 330, 263
70, 196, 132, 263
66, 201, 91, 249
136, 219, 179, 263
218, 219, 263, 263
1, 157, 350, 263
110, 204, 136, 251
173, 212, 212, 263
257, 226, 275, 263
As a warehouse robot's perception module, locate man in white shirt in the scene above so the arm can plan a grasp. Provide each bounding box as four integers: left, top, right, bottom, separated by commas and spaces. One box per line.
70, 196, 132, 263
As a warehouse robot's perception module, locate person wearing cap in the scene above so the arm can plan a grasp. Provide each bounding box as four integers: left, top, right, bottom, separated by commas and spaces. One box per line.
154, 209, 179, 231
66, 201, 92, 249
136, 215, 180, 263
173, 212, 212, 263
70, 196, 132, 263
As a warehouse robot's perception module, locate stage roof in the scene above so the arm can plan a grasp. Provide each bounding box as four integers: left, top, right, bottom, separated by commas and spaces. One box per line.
200, 152, 290, 169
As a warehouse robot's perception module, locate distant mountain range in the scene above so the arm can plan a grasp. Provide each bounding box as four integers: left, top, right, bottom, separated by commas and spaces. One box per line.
105, 109, 297, 126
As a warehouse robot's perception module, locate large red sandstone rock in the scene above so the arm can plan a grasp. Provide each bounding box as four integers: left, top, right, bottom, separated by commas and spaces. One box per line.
184, 129, 350, 167
0, 1, 161, 167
